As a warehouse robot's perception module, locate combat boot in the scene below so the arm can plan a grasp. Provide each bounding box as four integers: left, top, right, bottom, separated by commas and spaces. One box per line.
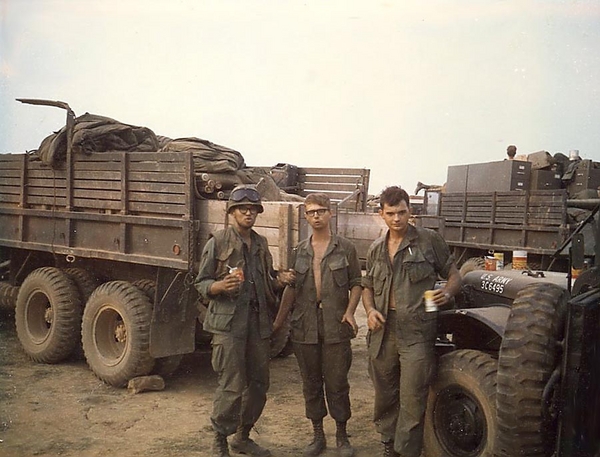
212, 431, 230, 457
335, 421, 355, 457
303, 419, 326, 456
382, 440, 400, 457
230, 425, 271, 457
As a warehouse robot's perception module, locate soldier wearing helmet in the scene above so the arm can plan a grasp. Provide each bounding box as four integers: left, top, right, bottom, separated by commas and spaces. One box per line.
195, 184, 295, 457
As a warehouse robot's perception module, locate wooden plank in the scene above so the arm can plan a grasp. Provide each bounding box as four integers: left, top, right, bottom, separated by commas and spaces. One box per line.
128, 191, 186, 204
73, 161, 122, 171
129, 161, 186, 173
73, 160, 186, 173
0, 184, 21, 194
0, 194, 21, 203
0, 170, 23, 178
72, 170, 121, 181
296, 174, 366, 185
26, 196, 67, 207
128, 201, 187, 215
298, 167, 368, 177
298, 182, 361, 193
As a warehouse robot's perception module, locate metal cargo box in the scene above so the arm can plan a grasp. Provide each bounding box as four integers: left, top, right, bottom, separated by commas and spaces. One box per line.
454, 160, 531, 193
446, 164, 469, 193
530, 169, 562, 190
567, 159, 600, 196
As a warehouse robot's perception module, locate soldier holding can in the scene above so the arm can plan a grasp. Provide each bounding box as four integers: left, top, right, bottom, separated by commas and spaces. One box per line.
195, 184, 295, 457
361, 186, 462, 457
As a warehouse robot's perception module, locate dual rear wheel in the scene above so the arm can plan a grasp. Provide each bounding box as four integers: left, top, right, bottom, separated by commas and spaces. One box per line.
15, 268, 181, 387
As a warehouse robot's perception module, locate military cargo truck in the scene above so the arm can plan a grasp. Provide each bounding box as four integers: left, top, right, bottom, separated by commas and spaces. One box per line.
0, 99, 369, 387
417, 156, 600, 273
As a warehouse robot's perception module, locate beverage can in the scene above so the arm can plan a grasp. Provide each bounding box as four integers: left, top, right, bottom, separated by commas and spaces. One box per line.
484, 256, 497, 271
424, 290, 437, 312
494, 252, 504, 270
229, 266, 244, 281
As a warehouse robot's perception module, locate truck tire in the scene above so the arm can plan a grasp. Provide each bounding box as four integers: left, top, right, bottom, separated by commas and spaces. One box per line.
424, 349, 497, 457
15, 267, 82, 363
131, 279, 183, 378
0, 281, 19, 310
64, 268, 100, 305
495, 283, 567, 457
459, 257, 485, 277
82, 281, 154, 387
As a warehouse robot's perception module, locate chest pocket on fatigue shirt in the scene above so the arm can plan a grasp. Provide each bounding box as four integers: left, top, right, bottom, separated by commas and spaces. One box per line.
404, 248, 435, 284
329, 255, 349, 289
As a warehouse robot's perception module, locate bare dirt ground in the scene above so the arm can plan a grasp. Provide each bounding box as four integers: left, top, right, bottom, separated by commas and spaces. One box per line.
0, 306, 383, 457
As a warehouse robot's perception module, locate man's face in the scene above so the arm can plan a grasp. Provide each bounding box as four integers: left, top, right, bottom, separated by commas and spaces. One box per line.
231, 205, 259, 229
379, 200, 411, 235
304, 203, 331, 231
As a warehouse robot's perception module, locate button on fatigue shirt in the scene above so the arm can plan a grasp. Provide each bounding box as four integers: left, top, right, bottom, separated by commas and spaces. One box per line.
195, 226, 276, 340
362, 225, 454, 358
290, 234, 362, 344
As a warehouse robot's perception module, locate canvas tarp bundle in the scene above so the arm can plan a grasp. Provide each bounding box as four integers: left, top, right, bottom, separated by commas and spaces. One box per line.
33, 115, 246, 175
160, 137, 245, 173
35, 113, 159, 166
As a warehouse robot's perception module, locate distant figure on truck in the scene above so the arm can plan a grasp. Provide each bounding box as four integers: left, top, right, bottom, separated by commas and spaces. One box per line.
361, 186, 462, 457
273, 193, 362, 457
194, 184, 296, 457
506, 144, 517, 160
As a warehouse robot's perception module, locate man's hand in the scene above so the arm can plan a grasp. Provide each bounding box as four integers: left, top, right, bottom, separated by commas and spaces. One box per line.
210, 272, 243, 295
341, 312, 358, 336
366, 309, 386, 332
277, 269, 296, 287
430, 288, 452, 306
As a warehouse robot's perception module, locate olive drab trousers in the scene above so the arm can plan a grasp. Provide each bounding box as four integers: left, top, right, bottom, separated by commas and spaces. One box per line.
210, 310, 271, 436
368, 310, 436, 457
293, 339, 353, 422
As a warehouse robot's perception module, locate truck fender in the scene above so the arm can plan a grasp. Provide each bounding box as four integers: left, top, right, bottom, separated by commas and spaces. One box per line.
438, 305, 510, 352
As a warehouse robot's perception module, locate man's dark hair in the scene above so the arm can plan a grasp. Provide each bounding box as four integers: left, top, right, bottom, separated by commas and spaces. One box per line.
507, 145, 517, 158
305, 193, 331, 210
379, 186, 410, 209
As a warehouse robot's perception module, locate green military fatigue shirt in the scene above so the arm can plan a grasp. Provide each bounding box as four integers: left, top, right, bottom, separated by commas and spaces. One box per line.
195, 226, 277, 340
362, 224, 454, 357
290, 234, 362, 344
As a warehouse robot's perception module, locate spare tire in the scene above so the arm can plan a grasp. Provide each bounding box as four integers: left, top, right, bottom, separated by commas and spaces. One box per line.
459, 258, 486, 277
494, 283, 567, 457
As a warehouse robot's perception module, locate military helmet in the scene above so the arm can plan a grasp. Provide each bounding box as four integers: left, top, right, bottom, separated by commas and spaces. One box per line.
226, 184, 264, 214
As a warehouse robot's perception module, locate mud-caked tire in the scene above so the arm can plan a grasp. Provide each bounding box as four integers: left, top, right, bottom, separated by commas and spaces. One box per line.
64, 268, 100, 306
424, 349, 497, 457
0, 281, 19, 310
82, 281, 154, 387
15, 267, 82, 363
494, 283, 567, 457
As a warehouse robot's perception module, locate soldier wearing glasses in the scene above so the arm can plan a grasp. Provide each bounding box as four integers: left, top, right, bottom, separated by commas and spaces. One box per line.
195, 184, 295, 457
274, 193, 362, 457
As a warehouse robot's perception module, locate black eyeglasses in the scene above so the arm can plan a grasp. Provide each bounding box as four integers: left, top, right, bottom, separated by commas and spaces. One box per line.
305, 209, 329, 217
237, 206, 260, 215
230, 187, 261, 202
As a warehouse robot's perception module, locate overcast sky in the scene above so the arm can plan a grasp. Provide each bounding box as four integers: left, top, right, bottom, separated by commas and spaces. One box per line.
1, 0, 599, 195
